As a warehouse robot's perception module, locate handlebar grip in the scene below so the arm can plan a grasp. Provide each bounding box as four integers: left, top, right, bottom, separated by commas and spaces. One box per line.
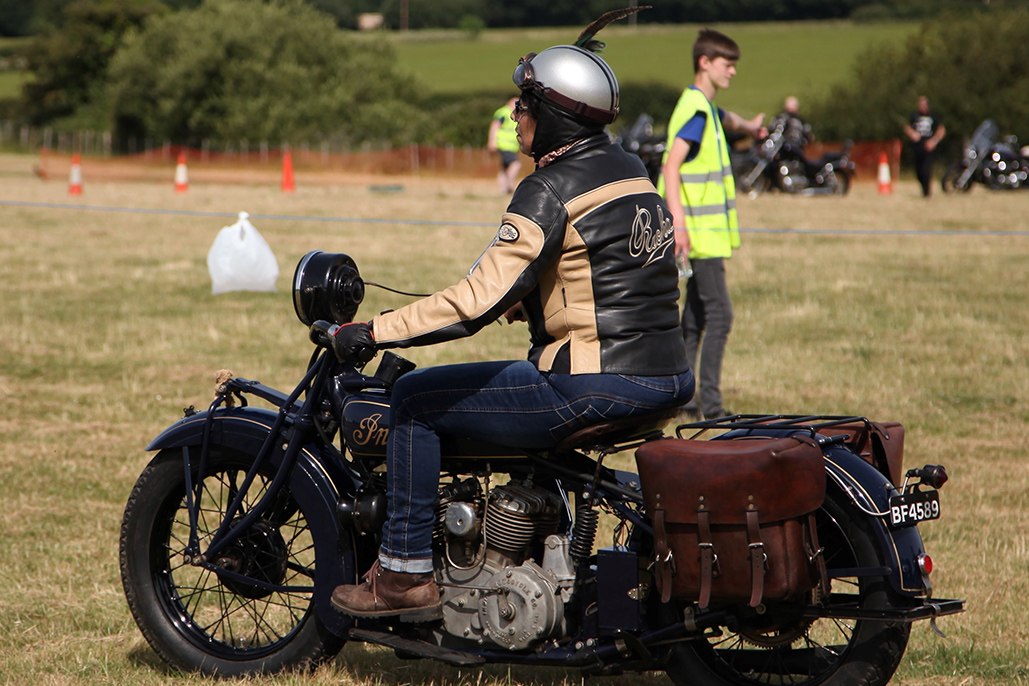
309, 320, 339, 348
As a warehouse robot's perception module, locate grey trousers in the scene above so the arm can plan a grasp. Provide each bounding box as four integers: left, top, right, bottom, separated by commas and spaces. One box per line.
681, 257, 734, 418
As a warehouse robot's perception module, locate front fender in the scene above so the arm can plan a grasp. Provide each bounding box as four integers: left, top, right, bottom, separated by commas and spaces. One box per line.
147, 406, 359, 635
822, 445, 928, 597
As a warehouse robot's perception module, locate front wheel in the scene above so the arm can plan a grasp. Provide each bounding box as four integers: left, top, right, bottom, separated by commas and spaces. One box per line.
662, 486, 910, 686
120, 447, 345, 676
829, 169, 851, 196
941, 162, 972, 193
737, 162, 770, 198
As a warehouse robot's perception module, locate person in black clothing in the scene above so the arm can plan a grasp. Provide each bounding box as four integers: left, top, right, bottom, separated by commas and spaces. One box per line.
903, 95, 946, 197
772, 96, 811, 148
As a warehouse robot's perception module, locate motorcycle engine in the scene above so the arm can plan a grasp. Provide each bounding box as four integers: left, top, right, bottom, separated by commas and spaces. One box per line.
778, 160, 809, 192
434, 478, 576, 651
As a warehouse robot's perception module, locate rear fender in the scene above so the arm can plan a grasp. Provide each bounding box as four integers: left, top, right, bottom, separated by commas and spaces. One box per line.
822, 445, 928, 597
146, 406, 359, 635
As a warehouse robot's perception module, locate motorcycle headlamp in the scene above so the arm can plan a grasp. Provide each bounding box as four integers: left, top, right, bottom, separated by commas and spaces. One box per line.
292, 250, 365, 326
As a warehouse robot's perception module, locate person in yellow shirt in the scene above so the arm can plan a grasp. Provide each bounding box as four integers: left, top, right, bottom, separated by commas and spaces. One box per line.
488, 96, 522, 193
659, 29, 765, 420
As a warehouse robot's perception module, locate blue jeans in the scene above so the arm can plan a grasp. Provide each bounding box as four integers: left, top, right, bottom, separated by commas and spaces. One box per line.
379, 360, 695, 573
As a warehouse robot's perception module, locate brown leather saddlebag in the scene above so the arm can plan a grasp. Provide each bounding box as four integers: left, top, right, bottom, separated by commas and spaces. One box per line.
635, 436, 827, 608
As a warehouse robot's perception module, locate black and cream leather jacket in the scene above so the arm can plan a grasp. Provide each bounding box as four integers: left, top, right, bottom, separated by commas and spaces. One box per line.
372, 133, 688, 376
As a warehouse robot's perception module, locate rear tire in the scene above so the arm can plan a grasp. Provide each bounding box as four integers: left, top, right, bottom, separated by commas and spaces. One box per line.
662, 486, 910, 686
120, 447, 345, 676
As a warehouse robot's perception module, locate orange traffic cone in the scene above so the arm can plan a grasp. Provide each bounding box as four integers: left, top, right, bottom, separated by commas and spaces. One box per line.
281, 150, 295, 193
877, 151, 892, 195
174, 152, 189, 193
68, 153, 83, 195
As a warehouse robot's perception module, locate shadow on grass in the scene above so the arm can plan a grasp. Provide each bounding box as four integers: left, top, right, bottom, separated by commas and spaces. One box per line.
126, 643, 177, 675
125, 636, 671, 685
330, 642, 671, 686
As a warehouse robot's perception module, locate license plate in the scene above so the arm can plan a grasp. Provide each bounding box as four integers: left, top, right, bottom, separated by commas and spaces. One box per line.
888, 490, 941, 529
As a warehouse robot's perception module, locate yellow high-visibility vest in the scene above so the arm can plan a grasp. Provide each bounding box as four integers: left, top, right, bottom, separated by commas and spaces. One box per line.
493, 105, 519, 153
658, 87, 739, 259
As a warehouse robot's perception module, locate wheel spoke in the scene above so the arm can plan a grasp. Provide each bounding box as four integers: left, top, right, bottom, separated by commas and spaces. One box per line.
154, 464, 316, 655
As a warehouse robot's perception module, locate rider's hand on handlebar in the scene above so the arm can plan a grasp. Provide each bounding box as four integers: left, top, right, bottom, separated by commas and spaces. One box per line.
331, 322, 377, 364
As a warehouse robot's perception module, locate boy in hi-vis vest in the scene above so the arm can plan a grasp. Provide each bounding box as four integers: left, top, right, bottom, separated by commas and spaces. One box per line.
658, 29, 766, 420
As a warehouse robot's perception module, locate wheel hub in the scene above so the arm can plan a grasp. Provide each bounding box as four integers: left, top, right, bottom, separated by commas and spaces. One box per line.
213, 518, 289, 599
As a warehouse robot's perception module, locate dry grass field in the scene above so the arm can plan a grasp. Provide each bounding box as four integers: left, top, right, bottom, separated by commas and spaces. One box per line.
1, 150, 1028, 685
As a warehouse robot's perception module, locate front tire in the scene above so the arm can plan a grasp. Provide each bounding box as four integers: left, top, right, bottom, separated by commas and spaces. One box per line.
737, 162, 770, 198
662, 486, 910, 686
120, 447, 345, 676
829, 169, 851, 196
941, 162, 972, 193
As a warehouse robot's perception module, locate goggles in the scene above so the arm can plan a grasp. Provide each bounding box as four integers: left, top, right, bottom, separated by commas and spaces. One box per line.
511, 52, 617, 125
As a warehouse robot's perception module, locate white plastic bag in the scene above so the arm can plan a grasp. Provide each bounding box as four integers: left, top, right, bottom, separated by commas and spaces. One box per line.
207, 211, 279, 294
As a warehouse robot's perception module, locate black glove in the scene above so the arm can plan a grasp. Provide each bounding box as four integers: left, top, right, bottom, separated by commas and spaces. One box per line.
331, 322, 376, 364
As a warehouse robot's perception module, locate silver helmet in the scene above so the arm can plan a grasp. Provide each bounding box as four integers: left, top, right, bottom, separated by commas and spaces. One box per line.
512, 45, 619, 124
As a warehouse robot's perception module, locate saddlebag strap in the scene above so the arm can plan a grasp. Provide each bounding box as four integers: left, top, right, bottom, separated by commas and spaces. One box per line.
746, 509, 765, 607
698, 509, 714, 609
654, 508, 673, 604
806, 512, 830, 598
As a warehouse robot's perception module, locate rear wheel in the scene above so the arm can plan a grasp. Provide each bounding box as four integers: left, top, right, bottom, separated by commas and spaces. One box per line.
941, 162, 972, 193
663, 488, 910, 686
120, 448, 345, 676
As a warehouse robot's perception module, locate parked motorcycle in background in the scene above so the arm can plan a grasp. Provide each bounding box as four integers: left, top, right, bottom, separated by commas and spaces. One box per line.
941, 118, 1029, 192
617, 113, 666, 186
734, 119, 854, 197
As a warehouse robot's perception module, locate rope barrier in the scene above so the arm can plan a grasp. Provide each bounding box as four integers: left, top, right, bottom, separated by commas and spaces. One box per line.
2, 198, 1029, 237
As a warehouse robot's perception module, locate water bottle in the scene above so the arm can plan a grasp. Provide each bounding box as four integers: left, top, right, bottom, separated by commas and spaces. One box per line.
676, 255, 693, 280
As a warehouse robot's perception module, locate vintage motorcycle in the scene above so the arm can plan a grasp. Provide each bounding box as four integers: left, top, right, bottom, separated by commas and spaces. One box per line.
941, 118, 1029, 192
617, 113, 666, 186
120, 250, 963, 684
735, 119, 854, 197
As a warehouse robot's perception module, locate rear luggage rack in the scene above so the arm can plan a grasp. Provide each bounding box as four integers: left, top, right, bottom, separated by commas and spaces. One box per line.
675, 414, 873, 440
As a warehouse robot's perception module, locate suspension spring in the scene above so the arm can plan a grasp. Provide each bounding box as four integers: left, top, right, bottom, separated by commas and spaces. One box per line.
569, 505, 599, 563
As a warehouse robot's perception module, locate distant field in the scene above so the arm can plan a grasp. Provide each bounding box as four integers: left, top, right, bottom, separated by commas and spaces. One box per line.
0, 36, 30, 100
0, 70, 28, 99
392, 21, 918, 118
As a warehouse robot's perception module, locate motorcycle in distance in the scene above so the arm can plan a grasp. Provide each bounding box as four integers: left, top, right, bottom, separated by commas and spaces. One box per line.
734, 118, 855, 197
120, 250, 964, 684
941, 118, 1029, 192
617, 112, 666, 186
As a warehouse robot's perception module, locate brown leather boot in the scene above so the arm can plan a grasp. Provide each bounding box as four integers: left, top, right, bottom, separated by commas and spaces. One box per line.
330, 560, 442, 622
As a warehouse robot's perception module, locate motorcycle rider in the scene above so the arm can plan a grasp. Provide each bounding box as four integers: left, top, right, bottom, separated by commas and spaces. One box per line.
329, 44, 694, 620
771, 95, 812, 148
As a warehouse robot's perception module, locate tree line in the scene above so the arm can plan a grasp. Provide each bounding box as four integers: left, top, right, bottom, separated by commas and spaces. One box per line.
1, 0, 1026, 156
0, 0, 999, 35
